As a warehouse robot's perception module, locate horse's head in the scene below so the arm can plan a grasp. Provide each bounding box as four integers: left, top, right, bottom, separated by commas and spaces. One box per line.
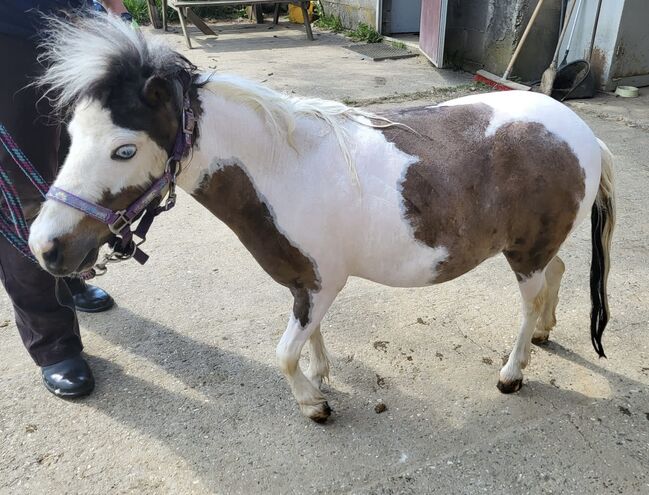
29, 15, 195, 276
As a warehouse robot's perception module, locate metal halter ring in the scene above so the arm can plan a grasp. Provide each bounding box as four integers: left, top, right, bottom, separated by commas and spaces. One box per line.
108, 210, 131, 235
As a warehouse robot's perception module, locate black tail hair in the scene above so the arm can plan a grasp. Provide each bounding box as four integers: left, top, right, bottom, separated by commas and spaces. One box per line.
590, 202, 609, 358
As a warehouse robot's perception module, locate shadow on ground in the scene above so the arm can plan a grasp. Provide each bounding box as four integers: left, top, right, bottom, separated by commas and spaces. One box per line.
80, 305, 649, 493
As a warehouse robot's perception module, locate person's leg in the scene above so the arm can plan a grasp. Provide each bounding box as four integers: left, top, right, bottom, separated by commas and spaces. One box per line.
0, 238, 81, 366
0, 34, 94, 395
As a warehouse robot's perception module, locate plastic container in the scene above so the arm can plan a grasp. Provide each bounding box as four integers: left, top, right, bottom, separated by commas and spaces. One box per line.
615, 86, 640, 98
288, 2, 313, 23
551, 60, 596, 101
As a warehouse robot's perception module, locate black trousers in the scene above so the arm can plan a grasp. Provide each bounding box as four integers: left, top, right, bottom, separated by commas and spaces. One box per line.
0, 33, 82, 367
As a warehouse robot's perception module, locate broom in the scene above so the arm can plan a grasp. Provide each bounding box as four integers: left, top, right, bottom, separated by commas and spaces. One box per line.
475, 0, 546, 91
539, 0, 578, 95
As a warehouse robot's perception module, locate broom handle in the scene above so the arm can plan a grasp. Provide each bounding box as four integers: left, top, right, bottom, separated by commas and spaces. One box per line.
503, 0, 546, 79
551, 0, 577, 64
561, 0, 583, 65
588, 0, 603, 61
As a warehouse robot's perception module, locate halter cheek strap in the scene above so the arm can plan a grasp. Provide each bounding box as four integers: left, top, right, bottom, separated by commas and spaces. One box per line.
45, 84, 196, 278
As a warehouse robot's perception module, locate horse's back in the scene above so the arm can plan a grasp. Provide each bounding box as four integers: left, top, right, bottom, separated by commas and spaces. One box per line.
378, 91, 600, 283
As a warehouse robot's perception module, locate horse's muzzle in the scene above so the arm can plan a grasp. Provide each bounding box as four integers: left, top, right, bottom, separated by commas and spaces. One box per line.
38, 237, 99, 277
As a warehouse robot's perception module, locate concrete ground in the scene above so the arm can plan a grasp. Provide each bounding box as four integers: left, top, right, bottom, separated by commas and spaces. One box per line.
1, 19, 649, 495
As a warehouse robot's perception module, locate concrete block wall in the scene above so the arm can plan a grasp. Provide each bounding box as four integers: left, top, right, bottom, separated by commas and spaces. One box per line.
445, 0, 562, 81
320, 0, 378, 30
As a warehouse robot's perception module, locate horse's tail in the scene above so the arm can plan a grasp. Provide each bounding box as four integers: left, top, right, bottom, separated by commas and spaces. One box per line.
590, 139, 616, 358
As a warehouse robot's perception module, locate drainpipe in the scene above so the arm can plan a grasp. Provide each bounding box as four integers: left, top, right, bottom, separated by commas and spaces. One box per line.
376, 0, 383, 33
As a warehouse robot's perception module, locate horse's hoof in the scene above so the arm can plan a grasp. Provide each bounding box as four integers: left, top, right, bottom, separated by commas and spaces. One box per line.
531, 335, 550, 345
497, 378, 523, 394
301, 400, 332, 423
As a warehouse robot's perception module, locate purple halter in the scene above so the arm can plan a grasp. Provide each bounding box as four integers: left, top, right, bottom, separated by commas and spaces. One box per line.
45, 87, 196, 277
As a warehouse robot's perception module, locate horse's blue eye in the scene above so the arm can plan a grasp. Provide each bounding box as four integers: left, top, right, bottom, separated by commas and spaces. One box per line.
112, 144, 137, 160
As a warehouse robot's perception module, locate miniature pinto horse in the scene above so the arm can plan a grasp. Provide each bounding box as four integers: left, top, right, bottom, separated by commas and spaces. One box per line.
29, 16, 615, 422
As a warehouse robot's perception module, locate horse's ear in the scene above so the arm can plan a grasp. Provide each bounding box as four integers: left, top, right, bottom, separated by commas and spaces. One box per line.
141, 75, 171, 107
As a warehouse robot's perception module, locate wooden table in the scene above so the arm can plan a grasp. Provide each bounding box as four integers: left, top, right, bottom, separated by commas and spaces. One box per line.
157, 1, 314, 48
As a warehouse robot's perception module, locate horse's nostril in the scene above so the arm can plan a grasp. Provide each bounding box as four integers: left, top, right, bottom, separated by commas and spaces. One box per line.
42, 238, 61, 266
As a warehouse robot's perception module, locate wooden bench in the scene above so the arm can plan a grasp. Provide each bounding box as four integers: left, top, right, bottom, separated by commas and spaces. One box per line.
160, 1, 314, 48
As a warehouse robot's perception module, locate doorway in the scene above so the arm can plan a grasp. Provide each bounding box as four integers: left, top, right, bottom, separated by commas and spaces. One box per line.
381, 0, 422, 35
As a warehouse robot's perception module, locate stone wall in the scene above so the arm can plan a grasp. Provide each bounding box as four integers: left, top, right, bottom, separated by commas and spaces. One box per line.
320, 0, 377, 30
446, 0, 561, 81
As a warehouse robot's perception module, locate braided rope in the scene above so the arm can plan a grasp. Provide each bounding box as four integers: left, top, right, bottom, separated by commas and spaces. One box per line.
0, 211, 35, 261
0, 167, 30, 240
0, 123, 49, 263
0, 123, 49, 197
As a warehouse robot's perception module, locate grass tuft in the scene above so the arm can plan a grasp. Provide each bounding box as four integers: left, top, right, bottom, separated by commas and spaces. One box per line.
348, 22, 382, 43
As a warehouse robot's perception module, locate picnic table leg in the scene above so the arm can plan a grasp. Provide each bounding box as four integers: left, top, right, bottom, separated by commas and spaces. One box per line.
273, 3, 280, 25
254, 5, 264, 24
186, 8, 216, 35
301, 2, 313, 40
162, 0, 168, 31
177, 7, 192, 49
146, 0, 162, 29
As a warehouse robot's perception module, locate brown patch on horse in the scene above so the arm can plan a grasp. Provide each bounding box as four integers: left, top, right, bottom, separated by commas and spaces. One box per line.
381, 103, 585, 283
192, 162, 320, 325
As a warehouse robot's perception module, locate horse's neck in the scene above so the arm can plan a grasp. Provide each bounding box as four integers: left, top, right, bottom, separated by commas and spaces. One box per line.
176, 87, 338, 288
178, 87, 293, 194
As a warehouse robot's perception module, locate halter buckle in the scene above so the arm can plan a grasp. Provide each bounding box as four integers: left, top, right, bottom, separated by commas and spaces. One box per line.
108, 210, 131, 235
183, 107, 196, 136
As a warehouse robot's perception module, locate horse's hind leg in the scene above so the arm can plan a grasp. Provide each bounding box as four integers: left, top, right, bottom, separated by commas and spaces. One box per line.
532, 256, 565, 344
498, 269, 546, 393
307, 325, 330, 389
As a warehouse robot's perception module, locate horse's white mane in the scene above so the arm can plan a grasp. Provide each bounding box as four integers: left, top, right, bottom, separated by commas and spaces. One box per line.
37, 13, 402, 180
200, 73, 390, 173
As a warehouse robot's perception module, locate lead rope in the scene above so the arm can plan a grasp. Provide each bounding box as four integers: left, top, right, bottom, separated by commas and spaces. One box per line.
0, 123, 49, 263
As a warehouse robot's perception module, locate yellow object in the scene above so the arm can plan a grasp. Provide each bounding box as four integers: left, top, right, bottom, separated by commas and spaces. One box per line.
288, 2, 314, 23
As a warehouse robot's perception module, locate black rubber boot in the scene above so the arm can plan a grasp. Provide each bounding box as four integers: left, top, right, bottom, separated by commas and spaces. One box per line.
66, 278, 115, 313
41, 355, 95, 398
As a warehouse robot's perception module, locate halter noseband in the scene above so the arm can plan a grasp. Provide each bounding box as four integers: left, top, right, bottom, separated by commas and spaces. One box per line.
45, 79, 196, 279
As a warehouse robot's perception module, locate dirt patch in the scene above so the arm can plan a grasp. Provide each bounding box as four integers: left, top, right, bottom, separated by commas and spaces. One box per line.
373, 341, 389, 352
618, 406, 632, 416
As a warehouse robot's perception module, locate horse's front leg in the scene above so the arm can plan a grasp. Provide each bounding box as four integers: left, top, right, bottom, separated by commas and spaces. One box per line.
277, 287, 340, 422
306, 325, 330, 389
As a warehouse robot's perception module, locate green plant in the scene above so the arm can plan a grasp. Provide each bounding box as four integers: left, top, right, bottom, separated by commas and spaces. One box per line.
123, 0, 150, 24
314, 8, 344, 32
390, 40, 406, 50
348, 22, 382, 43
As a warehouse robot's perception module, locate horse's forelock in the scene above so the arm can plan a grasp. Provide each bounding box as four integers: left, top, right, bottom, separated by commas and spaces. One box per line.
36, 12, 193, 115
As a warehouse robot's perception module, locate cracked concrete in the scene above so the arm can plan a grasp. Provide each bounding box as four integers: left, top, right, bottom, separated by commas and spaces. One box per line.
567, 91, 649, 133
1, 19, 648, 495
